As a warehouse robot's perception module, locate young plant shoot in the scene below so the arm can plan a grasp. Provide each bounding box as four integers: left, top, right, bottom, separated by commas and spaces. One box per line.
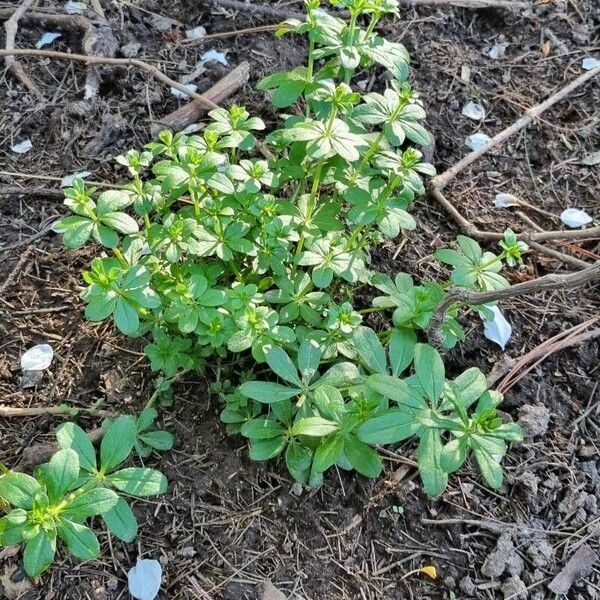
49, 0, 525, 501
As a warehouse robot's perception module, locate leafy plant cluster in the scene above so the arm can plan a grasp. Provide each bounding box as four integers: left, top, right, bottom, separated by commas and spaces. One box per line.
0, 414, 169, 577
50, 0, 525, 496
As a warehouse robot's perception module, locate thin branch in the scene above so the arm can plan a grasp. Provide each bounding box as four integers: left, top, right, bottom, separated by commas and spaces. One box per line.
427, 66, 600, 266
0, 405, 114, 418
0, 48, 220, 109
431, 67, 600, 192
427, 262, 600, 346
3, 0, 42, 98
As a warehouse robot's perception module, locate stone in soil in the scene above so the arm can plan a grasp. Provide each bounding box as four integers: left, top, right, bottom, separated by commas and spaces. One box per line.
481, 532, 524, 579
518, 404, 551, 439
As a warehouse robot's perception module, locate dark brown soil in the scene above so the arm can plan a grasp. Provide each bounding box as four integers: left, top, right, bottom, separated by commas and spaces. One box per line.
1, 1, 599, 599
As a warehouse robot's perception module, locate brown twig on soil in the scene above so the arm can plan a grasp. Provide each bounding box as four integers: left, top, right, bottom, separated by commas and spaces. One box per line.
493, 317, 600, 393
3, 0, 42, 98
427, 262, 600, 346
151, 61, 251, 136
206, 0, 305, 20
0, 48, 221, 108
431, 67, 600, 193
0, 405, 114, 418
0, 245, 34, 294
402, 0, 529, 7
428, 66, 600, 264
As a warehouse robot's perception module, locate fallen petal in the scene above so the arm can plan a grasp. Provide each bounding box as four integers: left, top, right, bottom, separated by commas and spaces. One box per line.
581, 57, 600, 71
493, 193, 520, 208
488, 43, 507, 60
128, 559, 162, 600
560, 208, 593, 228
61, 171, 92, 187
170, 83, 198, 99
36, 32, 62, 49
462, 101, 486, 121
201, 49, 228, 66
64, 0, 88, 14
11, 139, 33, 154
186, 26, 206, 40
21, 344, 54, 371
465, 132, 491, 150
482, 305, 512, 350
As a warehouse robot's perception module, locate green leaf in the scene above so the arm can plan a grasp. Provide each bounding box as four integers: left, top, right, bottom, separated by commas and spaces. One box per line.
285, 442, 312, 484
56, 422, 97, 472
96, 190, 133, 214
100, 415, 137, 472
417, 428, 447, 497
23, 531, 56, 578
292, 417, 338, 437
0, 472, 42, 510
139, 431, 174, 451
59, 519, 100, 560
472, 439, 504, 489
344, 435, 383, 478
312, 434, 344, 473
366, 375, 425, 411
265, 346, 302, 386
54, 216, 94, 248
297, 340, 321, 384
414, 343, 445, 404
249, 436, 287, 461
389, 328, 416, 376
439, 437, 468, 473
137, 407, 158, 432
100, 212, 139, 235
313, 386, 345, 421
46, 449, 79, 502
102, 497, 138, 542
63, 488, 119, 518
107, 467, 167, 496
0, 509, 29, 545
239, 381, 301, 404
114, 299, 139, 335
357, 409, 418, 444
353, 326, 387, 374
240, 419, 284, 440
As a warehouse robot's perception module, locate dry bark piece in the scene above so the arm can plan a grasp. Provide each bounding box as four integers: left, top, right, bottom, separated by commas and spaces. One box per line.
548, 544, 598, 595
150, 61, 250, 137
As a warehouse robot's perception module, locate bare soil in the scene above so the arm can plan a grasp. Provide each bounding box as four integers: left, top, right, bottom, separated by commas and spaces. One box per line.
1, 1, 599, 599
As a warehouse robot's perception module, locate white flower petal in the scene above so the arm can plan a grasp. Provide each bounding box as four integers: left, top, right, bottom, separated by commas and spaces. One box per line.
36, 32, 62, 49
560, 208, 593, 228
61, 171, 92, 187
186, 26, 206, 40
201, 49, 228, 66
128, 559, 162, 600
482, 305, 512, 350
170, 83, 197, 99
582, 57, 600, 71
64, 1, 88, 14
465, 132, 491, 150
488, 43, 507, 60
21, 344, 54, 371
11, 139, 33, 154
461, 101, 486, 121
493, 193, 520, 209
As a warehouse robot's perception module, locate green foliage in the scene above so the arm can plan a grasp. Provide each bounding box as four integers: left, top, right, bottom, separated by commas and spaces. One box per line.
0, 416, 168, 577
52, 0, 524, 497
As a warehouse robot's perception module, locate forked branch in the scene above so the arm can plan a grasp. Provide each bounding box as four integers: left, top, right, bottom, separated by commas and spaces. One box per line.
428, 262, 600, 346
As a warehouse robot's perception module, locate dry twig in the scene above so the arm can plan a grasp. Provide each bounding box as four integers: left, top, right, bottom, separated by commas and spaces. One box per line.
0, 47, 220, 108
427, 262, 600, 346
0, 405, 114, 418
3, 0, 42, 98
428, 66, 600, 264
151, 61, 250, 136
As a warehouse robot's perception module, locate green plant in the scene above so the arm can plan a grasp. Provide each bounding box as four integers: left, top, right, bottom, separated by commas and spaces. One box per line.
51, 0, 524, 496
0, 416, 167, 577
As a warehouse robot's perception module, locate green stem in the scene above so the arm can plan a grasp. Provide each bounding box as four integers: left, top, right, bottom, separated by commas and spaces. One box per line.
343, 12, 359, 84
113, 247, 128, 268
359, 306, 386, 315
305, 36, 315, 118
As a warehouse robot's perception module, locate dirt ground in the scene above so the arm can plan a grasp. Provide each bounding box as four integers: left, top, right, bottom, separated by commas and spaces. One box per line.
1, 0, 599, 598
